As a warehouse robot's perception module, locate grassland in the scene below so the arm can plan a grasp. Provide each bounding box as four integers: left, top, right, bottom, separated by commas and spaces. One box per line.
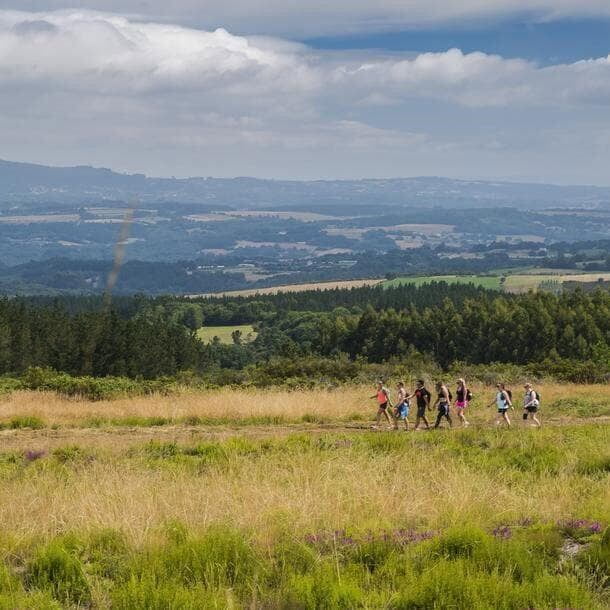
196, 324, 257, 344
194, 278, 383, 298
0, 383, 608, 608
504, 272, 610, 293
384, 272, 610, 293
384, 275, 503, 290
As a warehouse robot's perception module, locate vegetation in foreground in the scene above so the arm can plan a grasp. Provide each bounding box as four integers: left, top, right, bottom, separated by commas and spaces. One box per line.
0, 421, 607, 608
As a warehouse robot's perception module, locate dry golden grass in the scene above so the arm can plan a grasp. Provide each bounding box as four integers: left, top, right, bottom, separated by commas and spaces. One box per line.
0, 426, 607, 546
1, 382, 608, 428
0, 383, 607, 544
192, 278, 382, 298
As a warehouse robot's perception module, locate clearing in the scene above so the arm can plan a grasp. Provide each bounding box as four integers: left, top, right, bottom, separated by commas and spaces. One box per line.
197, 324, 257, 344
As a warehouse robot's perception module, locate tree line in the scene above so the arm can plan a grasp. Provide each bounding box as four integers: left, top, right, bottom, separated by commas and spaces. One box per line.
1, 285, 609, 381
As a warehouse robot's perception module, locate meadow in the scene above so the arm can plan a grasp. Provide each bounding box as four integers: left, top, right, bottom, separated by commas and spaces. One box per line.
0, 383, 608, 608
197, 324, 257, 344
383, 275, 502, 290
383, 271, 610, 293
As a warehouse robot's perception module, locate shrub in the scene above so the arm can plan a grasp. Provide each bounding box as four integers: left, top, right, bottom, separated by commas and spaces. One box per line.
52, 445, 94, 464
24, 542, 90, 606
7, 416, 45, 430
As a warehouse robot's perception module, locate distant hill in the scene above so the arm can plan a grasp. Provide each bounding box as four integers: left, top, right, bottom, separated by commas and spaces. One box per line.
1, 158, 609, 210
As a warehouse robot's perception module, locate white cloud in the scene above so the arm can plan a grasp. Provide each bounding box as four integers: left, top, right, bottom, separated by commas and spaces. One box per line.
1, 9, 610, 182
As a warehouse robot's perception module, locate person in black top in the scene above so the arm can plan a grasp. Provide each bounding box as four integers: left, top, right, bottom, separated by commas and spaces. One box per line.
433, 381, 453, 429
407, 379, 431, 430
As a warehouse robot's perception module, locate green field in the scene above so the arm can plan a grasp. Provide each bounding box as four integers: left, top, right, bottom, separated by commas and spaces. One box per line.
384, 272, 610, 293
384, 275, 503, 290
197, 324, 257, 344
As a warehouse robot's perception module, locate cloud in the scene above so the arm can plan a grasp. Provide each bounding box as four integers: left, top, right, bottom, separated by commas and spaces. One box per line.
2, 1, 610, 37
1, 9, 610, 182
2, 10, 609, 108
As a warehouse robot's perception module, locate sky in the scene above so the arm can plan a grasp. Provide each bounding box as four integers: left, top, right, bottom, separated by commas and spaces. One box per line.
1, 1, 610, 184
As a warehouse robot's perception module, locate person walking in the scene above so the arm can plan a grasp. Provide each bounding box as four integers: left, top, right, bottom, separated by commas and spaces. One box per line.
394, 381, 410, 430
454, 378, 470, 427
370, 381, 397, 429
488, 382, 512, 427
408, 379, 431, 430
433, 381, 452, 429
523, 383, 541, 427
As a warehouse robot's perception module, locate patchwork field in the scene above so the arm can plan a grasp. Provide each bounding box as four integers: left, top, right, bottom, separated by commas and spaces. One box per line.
504, 272, 610, 293
384, 272, 610, 293
0, 382, 608, 608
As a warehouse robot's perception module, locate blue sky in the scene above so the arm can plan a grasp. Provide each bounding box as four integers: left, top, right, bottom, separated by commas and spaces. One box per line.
1, 2, 610, 184
306, 19, 610, 65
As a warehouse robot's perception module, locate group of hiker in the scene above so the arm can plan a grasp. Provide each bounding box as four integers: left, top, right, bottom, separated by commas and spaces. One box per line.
370, 379, 542, 430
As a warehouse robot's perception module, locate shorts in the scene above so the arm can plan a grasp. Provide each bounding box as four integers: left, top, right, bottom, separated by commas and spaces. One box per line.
396, 404, 409, 419
417, 404, 427, 418
455, 401, 467, 410
378, 402, 388, 410
525, 405, 538, 413
497, 407, 508, 414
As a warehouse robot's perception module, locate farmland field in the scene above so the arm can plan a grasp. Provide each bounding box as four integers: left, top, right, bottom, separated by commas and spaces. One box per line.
384, 275, 503, 290
0, 383, 608, 608
197, 324, 257, 344
384, 272, 610, 293
193, 278, 383, 298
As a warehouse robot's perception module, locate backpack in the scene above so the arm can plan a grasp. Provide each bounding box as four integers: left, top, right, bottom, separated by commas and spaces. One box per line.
503, 389, 512, 404
447, 389, 453, 401
535, 391, 540, 402
466, 389, 473, 401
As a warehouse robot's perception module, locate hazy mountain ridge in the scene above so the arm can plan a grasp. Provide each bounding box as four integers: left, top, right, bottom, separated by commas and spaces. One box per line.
1, 159, 610, 210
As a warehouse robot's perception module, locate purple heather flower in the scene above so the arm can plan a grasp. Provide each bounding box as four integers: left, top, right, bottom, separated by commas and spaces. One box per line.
24, 449, 46, 462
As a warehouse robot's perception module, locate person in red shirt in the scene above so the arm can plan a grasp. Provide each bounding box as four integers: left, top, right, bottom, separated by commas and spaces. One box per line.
370, 381, 397, 429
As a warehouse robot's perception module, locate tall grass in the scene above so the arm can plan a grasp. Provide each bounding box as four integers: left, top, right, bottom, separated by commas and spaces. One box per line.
0, 384, 607, 607
0, 382, 608, 429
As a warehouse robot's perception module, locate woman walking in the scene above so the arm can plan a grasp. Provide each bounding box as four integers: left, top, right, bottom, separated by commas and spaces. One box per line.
433, 381, 452, 429
523, 383, 541, 427
488, 382, 512, 428
370, 381, 397, 430
394, 381, 410, 430
454, 378, 470, 427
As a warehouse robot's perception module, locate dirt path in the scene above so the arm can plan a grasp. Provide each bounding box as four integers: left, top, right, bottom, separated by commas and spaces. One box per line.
1, 417, 608, 453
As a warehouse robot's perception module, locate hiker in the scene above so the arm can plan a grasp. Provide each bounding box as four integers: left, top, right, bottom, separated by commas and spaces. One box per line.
370, 381, 397, 429
433, 381, 452, 429
488, 382, 512, 427
408, 379, 431, 430
394, 381, 410, 430
523, 383, 541, 427
454, 378, 470, 427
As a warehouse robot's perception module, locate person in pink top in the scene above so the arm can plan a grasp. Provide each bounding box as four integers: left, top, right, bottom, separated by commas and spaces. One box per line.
454, 378, 470, 428
370, 381, 397, 430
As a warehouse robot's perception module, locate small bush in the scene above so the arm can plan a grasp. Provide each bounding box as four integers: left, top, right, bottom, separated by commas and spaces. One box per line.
52, 445, 94, 464
8, 416, 45, 430
24, 542, 90, 606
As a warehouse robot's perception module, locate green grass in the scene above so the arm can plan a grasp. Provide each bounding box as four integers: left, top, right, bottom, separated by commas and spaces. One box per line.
383, 275, 503, 290
196, 324, 257, 344
0, 425, 608, 607
383, 272, 610, 294
0, 520, 607, 608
